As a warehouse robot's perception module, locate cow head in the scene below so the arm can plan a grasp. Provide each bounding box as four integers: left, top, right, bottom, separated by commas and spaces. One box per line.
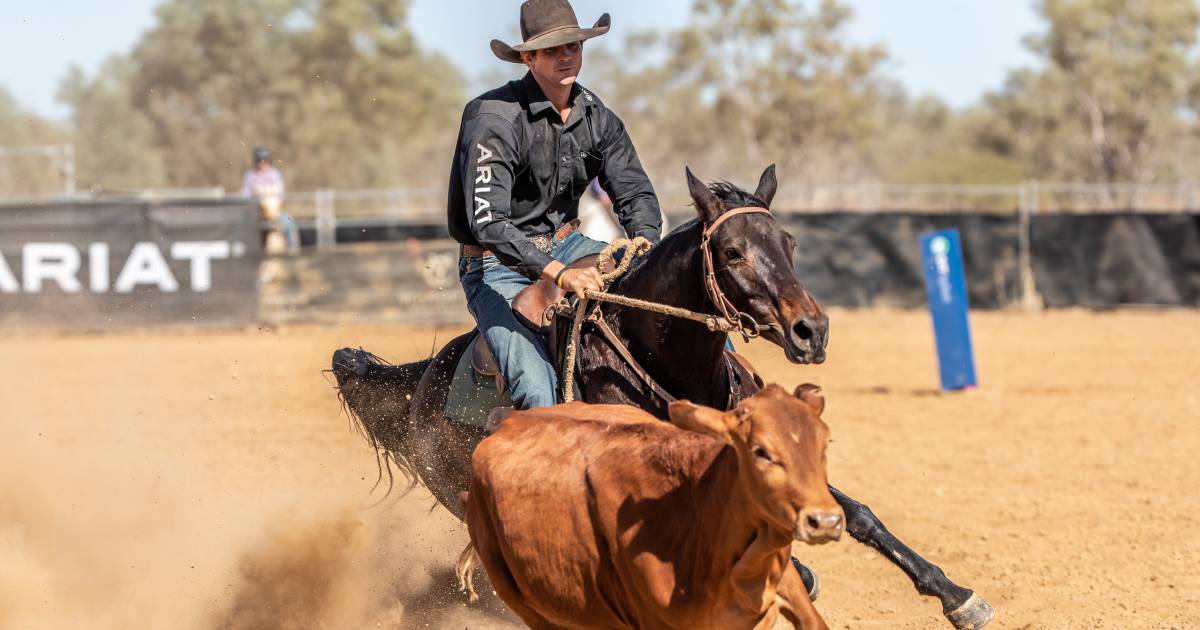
668, 384, 843, 544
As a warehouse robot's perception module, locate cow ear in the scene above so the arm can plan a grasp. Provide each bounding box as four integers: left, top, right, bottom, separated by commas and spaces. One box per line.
686, 166, 721, 224
793, 383, 825, 416
753, 164, 777, 207
668, 400, 731, 441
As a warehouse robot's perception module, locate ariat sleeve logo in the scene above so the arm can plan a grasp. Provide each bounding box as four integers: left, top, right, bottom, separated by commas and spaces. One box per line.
473, 143, 496, 225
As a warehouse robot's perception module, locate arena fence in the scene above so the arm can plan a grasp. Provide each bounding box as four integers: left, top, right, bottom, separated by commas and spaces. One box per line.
1, 186, 1198, 328
0, 198, 262, 328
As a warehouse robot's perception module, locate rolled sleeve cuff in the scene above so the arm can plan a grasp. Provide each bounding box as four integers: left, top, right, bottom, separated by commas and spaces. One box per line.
518, 249, 555, 281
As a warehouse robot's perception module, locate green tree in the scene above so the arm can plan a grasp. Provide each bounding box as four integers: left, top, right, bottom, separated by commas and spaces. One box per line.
61, 0, 464, 192
590, 0, 890, 202
0, 87, 68, 197
981, 0, 1200, 184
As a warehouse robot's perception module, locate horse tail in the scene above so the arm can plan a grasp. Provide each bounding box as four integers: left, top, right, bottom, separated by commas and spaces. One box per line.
329, 347, 431, 499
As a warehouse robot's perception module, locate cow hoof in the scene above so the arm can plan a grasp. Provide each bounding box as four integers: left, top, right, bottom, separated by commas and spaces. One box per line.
790, 557, 819, 602
944, 592, 994, 630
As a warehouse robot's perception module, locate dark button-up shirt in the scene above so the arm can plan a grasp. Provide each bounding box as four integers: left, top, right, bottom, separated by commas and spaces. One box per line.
447, 72, 662, 279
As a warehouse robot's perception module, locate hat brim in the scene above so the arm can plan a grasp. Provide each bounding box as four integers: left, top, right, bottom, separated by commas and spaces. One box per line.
491, 13, 610, 64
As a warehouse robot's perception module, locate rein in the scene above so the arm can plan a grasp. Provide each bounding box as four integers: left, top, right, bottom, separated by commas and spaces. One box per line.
560, 207, 772, 403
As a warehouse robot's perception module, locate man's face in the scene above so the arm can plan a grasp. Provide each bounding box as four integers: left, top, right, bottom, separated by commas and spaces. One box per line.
525, 41, 583, 88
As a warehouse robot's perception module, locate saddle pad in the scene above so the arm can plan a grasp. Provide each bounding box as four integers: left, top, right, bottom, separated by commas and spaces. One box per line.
445, 332, 513, 430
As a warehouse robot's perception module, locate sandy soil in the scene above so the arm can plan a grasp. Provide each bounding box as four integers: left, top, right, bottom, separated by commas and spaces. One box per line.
1, 309, 1197, 629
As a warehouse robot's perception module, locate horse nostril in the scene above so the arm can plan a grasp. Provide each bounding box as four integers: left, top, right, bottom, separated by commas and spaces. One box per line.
793, 319, 814, 342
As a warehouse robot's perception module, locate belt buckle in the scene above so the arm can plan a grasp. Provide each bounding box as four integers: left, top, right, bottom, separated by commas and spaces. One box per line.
531, 233, 554, 255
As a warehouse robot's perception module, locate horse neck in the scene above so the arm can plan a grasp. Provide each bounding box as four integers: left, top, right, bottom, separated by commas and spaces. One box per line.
609, 225, 730, 406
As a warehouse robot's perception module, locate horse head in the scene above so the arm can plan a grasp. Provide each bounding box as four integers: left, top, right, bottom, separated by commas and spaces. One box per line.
686, 165, 829, 364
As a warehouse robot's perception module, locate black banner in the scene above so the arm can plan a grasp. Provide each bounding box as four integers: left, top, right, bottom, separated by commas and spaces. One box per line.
0, 199, 262, 328
1031, 214, 1200, 307
776, 213, 1023, 309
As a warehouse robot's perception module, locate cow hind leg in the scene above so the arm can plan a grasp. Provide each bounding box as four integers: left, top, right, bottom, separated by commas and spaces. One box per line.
830, 486, 995, 630
455, 541, 480, 603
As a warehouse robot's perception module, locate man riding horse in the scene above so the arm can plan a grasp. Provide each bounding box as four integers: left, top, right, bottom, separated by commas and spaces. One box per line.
448, 0, 662, 411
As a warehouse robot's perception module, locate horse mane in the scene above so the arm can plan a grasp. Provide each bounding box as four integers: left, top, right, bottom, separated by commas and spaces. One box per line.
613, 181, 768, 283
706, 181, 769, 209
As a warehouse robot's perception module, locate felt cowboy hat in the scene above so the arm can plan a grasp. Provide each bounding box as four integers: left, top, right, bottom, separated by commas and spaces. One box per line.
491, 0, 611, 64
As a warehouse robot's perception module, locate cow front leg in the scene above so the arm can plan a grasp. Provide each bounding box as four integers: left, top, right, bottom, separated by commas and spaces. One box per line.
829, 485, 995, 630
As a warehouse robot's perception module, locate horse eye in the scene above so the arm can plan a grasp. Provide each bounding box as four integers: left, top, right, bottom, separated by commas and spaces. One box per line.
724, 247, 743, 261
753, 446, 771, 461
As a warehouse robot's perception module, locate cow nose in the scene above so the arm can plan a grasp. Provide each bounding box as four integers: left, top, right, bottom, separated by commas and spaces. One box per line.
799, 509, 843, 543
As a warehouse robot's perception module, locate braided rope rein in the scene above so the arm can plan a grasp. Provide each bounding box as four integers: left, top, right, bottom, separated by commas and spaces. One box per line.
560, 236, 744, 403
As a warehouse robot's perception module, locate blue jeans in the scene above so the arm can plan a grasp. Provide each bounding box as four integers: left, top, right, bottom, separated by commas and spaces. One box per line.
459, 231, 607, 409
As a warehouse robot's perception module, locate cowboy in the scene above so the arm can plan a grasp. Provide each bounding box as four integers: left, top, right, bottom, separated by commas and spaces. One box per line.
448, 0, 663, 410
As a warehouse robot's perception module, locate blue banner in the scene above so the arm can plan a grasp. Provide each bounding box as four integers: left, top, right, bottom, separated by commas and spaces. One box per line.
920, 229, 978, 390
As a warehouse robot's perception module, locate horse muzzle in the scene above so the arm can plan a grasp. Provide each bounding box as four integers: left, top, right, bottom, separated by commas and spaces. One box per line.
768, 313, 828, 365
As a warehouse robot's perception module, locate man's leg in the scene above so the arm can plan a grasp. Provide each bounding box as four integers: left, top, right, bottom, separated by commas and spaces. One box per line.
460, 256, 558, 409
553, 231, 607, 266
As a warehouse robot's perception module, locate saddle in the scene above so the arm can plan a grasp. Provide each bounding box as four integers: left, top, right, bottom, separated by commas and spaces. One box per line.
469, 253, 613, 393
455, 250, 763, 431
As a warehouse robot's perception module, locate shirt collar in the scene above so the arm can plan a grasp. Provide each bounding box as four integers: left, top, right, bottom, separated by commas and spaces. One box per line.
522, 72, 596, 119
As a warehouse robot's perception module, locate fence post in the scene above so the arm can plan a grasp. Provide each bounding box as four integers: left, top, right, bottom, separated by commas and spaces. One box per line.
315, 188, 338, 250
1017, 181, 1041, 311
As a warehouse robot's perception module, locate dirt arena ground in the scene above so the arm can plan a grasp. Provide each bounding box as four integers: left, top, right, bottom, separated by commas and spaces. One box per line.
1, 309, 1197, 629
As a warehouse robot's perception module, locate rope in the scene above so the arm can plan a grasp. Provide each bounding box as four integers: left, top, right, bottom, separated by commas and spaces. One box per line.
560, 237, 739, 403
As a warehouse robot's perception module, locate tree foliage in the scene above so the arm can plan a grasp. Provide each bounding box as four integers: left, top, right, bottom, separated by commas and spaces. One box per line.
980, 0, 1200, 184
590, 0, 890, 194
59, 0, 464, 192
0, 87, 68, 197
12, 0, 1200, 199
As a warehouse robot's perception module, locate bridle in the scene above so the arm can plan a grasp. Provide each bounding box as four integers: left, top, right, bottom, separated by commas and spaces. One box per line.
559, 205, 776, 404
700, 206, 774, 341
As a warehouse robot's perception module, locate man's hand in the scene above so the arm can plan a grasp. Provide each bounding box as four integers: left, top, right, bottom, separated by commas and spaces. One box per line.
542, 261, 604, 296
559, 268, 603, 296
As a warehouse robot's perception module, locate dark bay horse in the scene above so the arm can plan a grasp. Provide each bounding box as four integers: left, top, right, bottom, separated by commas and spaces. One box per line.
331, 165, 993, 629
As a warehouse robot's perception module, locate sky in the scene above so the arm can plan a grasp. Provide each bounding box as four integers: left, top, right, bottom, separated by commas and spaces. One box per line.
0, 0, 1040, 120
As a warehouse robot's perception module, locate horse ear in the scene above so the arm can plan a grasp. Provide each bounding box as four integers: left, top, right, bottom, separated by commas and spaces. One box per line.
793, 383, 825, 416
668, 400, 732, 442
754, 164, 778, 207
686, 166, 721, 224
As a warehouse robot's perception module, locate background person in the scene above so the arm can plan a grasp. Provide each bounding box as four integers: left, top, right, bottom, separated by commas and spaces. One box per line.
241, 147, 294, 254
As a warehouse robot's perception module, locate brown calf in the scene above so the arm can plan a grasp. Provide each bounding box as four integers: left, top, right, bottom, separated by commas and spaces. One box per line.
466, 384, 842, 629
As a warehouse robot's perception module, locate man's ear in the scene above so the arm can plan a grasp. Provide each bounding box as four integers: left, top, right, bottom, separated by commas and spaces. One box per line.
793, 383, 825, 416
686, 166, 721, 224
753, 164, 777, 207
668, 400, 732, 441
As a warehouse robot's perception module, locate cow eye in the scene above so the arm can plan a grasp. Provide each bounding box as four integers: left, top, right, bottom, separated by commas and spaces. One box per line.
753, 446, 771, 462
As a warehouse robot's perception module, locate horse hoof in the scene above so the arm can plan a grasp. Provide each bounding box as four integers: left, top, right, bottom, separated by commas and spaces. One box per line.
944, 592, 995, 630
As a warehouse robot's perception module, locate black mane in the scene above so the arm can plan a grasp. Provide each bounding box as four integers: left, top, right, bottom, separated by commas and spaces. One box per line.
708, 181, 768, 209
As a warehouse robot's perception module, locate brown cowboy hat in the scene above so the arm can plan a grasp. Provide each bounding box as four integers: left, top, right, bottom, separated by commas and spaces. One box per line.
491, 0, 610, 64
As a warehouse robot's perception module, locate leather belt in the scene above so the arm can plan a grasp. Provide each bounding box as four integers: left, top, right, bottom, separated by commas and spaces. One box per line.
461, 220, 579, 258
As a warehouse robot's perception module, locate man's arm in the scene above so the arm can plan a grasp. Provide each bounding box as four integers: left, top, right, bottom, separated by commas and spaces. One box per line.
459, 114, 554, 281
596, 111, 662, 244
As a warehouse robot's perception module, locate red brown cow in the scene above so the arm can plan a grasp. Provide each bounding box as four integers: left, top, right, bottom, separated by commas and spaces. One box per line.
465, 384, 842, 630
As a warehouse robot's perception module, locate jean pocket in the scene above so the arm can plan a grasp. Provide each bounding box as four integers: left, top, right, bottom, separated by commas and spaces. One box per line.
480, 254, 502, 272
458, 256, 480, 279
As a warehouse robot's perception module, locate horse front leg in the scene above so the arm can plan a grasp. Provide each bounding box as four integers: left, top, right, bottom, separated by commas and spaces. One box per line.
829, 486, 995, 630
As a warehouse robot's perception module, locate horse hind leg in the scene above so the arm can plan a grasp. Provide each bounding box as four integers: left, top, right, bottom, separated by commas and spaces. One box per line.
830, 485, 996, 630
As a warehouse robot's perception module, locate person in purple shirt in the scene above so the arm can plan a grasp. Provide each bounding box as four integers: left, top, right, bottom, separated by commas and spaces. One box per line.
241, 147, 292, 253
